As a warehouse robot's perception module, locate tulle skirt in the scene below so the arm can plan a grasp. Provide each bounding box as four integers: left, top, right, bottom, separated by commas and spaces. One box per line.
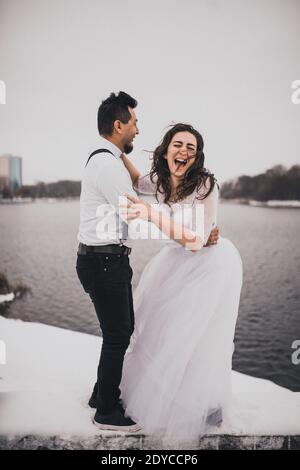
120, 237, 243, 444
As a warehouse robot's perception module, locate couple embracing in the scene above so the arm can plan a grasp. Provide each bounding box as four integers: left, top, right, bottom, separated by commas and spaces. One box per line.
76, 91, 242, 441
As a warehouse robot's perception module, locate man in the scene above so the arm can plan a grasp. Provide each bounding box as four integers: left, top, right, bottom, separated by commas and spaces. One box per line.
76, 91, 219, 432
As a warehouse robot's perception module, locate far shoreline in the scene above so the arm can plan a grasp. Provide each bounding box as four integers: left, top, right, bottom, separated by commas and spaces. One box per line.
0, 197, 79, 204
220, 199, 300, 209
1, 197, 300, 209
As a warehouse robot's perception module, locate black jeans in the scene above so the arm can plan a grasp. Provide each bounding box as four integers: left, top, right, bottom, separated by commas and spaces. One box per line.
76, 250, 134, 414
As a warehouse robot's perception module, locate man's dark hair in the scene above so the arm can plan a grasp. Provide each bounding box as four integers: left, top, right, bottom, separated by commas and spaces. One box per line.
97, 91, 138, 136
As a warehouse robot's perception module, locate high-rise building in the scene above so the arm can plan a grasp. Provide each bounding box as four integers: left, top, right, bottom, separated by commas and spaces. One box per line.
0, 154, 22, 192
0, 155, 9, 191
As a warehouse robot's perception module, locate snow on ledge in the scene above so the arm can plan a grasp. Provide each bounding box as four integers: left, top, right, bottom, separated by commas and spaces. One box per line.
0, 317, 299, 447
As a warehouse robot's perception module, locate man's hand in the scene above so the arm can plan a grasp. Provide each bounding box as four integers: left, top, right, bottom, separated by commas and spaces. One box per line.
205, 226, 220, 247
120, 193, 152, 221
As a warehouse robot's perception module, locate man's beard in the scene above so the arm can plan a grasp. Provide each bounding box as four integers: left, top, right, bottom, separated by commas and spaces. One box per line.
124, 142, 134, 154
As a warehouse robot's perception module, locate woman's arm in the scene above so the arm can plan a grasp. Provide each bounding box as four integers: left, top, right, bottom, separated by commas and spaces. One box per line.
150, 207, 203, 251
122, 193, 204, 251
120, 154, 141, 188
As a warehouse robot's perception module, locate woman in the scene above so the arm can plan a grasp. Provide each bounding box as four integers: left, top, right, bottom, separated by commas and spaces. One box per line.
119, 123, 243, 443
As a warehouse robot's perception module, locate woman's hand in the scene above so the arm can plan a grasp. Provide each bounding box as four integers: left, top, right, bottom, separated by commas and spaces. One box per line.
120, 193, 203, 251
120, 193, 152, 221
119, 155, 141, 187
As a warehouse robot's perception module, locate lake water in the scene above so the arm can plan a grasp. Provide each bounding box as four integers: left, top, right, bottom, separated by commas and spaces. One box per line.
0, 200, 299, 391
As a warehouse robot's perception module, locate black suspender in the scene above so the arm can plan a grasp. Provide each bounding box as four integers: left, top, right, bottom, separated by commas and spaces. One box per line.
84, 147, 128, 242
85, 148, 114, 167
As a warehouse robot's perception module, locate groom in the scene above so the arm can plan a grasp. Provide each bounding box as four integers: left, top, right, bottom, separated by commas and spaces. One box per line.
76, 91, 220, 432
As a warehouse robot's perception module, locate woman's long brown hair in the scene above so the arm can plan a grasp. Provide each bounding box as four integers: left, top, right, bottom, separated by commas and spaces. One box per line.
148, 123, 217, 205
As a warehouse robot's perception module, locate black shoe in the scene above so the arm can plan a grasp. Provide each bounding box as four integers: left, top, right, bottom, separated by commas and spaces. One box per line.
206, 407, 223, 427
93, 408, 142, 433
88, 395, 97, 409
88, 396, 124, 412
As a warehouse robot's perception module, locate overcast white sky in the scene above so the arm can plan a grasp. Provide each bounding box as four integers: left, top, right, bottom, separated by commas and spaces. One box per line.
0, 0, 299, 184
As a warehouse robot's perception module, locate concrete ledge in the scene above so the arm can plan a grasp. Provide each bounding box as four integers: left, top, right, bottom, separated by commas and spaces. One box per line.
1, 434, 299, 450
1, 318, 300, 448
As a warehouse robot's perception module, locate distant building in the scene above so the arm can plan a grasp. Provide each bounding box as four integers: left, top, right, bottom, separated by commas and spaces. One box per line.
0, 154, 22, 192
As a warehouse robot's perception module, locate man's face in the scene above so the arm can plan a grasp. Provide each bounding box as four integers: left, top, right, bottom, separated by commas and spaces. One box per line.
122, 107, 139, 154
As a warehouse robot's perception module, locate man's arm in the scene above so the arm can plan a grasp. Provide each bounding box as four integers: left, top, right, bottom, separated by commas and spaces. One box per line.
96, 158, 137, 215
205, 226, 220, 246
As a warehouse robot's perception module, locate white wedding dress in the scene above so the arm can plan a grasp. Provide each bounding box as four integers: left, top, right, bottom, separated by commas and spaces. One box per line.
120, 175, 243, 443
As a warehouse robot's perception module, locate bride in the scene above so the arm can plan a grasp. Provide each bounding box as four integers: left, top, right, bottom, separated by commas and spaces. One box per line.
119, 123, 243, 442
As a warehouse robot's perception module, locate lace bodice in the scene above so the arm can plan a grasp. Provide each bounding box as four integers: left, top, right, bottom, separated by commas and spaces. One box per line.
133, 174, 218, 245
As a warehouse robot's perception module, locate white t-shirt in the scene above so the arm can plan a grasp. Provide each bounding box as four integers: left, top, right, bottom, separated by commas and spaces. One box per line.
77, 137, 137, 246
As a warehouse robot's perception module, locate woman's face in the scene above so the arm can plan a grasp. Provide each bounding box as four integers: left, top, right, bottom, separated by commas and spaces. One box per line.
166, 131, 197, 179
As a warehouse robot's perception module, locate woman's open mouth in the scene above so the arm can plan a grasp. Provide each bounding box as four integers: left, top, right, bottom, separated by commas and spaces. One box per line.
174, 158, 188, 167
